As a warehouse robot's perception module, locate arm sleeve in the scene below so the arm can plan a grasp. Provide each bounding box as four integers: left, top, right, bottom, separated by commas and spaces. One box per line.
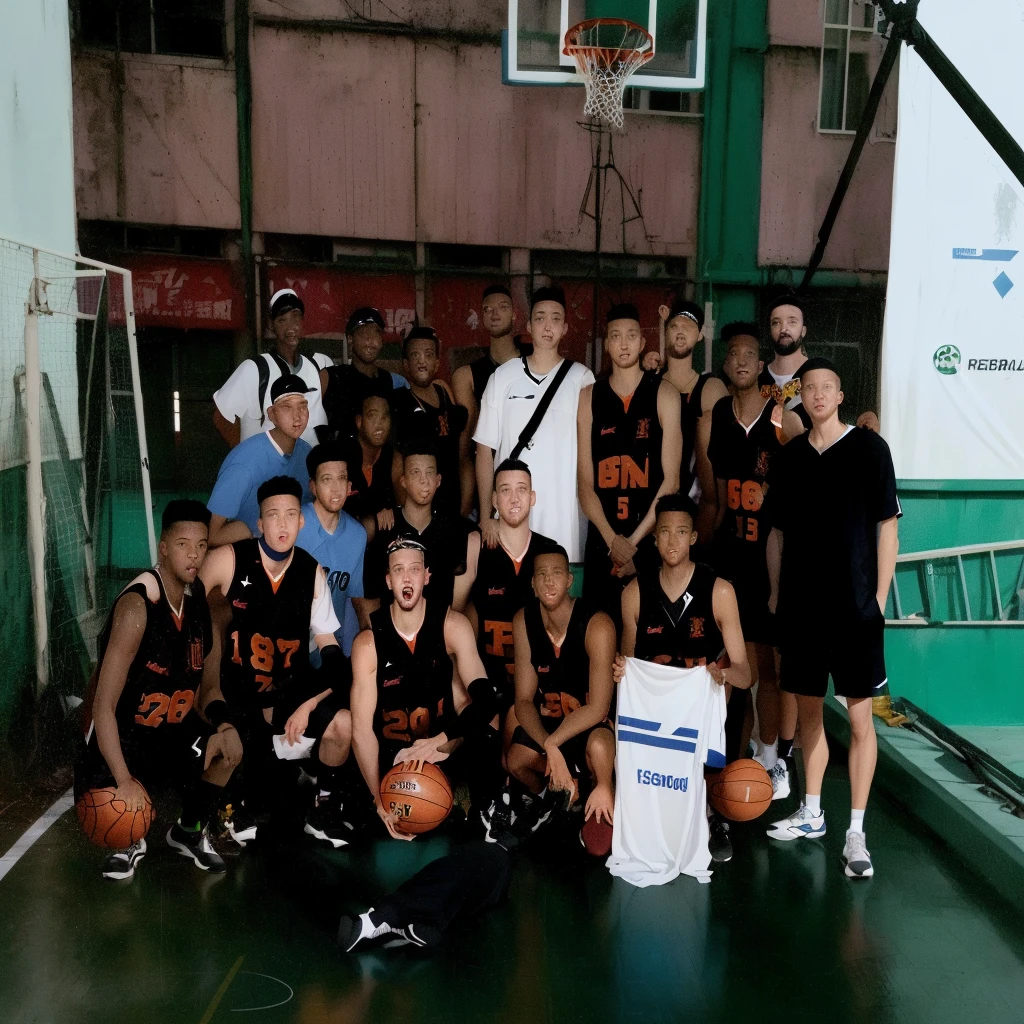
472, 376, 500, 449
580, 366, 596, 388
213, 360, 260, 423
347, 524, 367, 599
311, 566, 342, 636
313, 352, 334, 370
207, 460, 251, 520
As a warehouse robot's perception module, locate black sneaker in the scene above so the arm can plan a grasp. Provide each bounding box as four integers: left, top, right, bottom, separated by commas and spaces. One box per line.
304, 797, 354, 849
167, 824, 227, 872
708, 812, 733, 863
101, 838, 147, 880
220, 803, 258, 847
337, 908, 441, 953
480, 790, 516, 845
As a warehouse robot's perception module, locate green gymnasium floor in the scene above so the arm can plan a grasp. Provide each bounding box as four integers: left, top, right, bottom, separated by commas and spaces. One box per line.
3, 762, 1024, 1024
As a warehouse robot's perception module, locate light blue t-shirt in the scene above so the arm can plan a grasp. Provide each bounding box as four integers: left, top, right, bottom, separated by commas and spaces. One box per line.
207, 432, 312, 536
296, 502, 367, 656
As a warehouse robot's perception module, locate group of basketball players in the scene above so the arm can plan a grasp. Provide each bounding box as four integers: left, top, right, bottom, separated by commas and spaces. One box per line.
78, 281, 900, 896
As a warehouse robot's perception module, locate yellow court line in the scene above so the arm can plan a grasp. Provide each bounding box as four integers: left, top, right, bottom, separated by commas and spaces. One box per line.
198, 955, 245, 1024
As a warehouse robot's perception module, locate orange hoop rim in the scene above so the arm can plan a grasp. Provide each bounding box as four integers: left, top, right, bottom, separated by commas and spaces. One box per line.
562, 18, 655, 64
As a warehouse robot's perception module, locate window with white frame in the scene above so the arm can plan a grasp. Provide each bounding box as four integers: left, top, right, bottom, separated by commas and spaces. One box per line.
818, 0, 885, 133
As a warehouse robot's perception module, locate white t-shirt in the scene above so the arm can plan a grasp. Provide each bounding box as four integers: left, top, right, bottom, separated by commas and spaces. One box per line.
607, 658, 727, 888
474, 355, 595, 562
213, 350, 333, 447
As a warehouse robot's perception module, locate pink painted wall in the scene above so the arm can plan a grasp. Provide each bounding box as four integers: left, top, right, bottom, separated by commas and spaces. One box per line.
759, 46, 896, 271
73, 54, 240, 229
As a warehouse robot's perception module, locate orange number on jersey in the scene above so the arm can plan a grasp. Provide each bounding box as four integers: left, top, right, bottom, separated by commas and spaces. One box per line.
250, 633, 274, 672
617, 496, 629, 520
741, 480, 763, 512
727, 479, 741, 510
382, 709, 410, 742
165, 689, 195, 724
746, 518, 758, 542
276, 638, 300, 669
255, 674, 275, 692
734, 515, 759, 543
409, 707, 430, 738
484, 620, 513, 658
230, 631, 242, 665
135, 692, 170, 728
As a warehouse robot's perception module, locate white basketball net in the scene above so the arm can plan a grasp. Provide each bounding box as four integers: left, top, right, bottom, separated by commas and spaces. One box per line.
564, 19, 655, 130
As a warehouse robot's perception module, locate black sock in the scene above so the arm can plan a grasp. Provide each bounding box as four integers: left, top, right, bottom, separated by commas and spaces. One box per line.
180, 779, 221, 831
317, 762, 342, 800
778, 736, 795, 760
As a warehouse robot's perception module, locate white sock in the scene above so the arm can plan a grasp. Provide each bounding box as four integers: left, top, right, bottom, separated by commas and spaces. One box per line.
804, 794, 821, 816
850, 809, 865, 834
757, 741, 778, 771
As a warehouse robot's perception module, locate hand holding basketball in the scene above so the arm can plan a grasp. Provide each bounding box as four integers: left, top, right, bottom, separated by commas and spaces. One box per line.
376, 800, 415, 841
395, 734, 450, 765
379, 761, 454, 835
115, 777, 150, 813
76, 783, 154, 848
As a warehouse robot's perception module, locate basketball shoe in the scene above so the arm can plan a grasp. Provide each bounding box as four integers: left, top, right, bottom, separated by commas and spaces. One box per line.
304, 796, 354, 849
766, 804, 826, 841
768, 760, 791, 801
708, 811, 733, 862
101, 838, 147, 880
167, 823, 227, 871
337, 908, 441, 952
843, 830, 874, 878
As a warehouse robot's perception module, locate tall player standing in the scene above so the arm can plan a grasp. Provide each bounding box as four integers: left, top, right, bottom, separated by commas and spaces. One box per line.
578, 303, 681, 625
77, 501, 242, 879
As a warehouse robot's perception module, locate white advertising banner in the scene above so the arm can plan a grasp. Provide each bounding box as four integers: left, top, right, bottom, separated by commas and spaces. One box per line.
880, 0, 1024, 480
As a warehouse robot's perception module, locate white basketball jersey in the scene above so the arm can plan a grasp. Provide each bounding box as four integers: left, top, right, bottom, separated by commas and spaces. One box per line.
607, 657, 727, 888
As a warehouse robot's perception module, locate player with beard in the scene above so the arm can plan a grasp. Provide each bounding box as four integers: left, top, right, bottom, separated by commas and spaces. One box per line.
618, 494, 751, 861
708, 330, 802, 798
391, 326, 472, 517
578, 303, 682, 624
363, 443, 479, 613
507, 547, 617, 839
199, 477, 353, 848
649, 299, 728, 544
760, 295, 812, 431
350, 539, 500, 840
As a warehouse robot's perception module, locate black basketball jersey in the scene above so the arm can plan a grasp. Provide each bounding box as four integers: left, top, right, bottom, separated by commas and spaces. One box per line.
371, 601, 454, 767
471, 531, 556, 703
221, 539, 317, 708
524, 598, 592, 728
590, 372, 664, 535
391, 385, 468, 517
322, 363, 395, 436
91, 571, 211, 733
344, 441, 396, 524
634, 563, 724, 668
707, 395, 781, 576
680, 372, 711, 499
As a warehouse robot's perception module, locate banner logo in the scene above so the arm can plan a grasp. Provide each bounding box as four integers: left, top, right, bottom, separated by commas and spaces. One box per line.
933, 345, 961, 375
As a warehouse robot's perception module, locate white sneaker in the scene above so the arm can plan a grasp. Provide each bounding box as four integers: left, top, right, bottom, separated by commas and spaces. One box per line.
843, 830, 874, 878
101, 838, 147, 880
767, 761, 791, 801
766, 804, 826, 841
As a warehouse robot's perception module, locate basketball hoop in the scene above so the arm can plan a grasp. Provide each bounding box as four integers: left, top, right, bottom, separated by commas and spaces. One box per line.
563, 18, 654, 130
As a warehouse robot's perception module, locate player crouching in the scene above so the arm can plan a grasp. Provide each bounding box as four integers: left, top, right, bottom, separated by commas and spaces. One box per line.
506, 547, 617, 845
76, 501, 242, 880
350, 538, 500, 840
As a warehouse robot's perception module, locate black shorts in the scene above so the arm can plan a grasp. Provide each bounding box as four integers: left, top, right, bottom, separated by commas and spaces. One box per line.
235, 688, 346, 763
717, 556, 775, 646
75, 711, 216, 795
779, 612, 886, 699
510, 721, 613, 778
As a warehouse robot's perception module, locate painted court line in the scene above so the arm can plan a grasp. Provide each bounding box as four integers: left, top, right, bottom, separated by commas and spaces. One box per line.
0, 787, 74, 884
199, 955, 245, 1024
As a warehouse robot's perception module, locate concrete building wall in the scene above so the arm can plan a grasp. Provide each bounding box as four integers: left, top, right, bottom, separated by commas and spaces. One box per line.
759, 0, 896, 272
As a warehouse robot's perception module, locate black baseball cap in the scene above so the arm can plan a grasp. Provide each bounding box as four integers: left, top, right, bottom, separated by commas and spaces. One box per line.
269, 288, 305, 319
270, 373, 314, 404
346, 307, 386, 335
667, 298, 704, 330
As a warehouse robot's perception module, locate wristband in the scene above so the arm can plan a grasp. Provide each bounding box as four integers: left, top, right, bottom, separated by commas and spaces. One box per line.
446, 678, 499, 740
204, 699, 241, 730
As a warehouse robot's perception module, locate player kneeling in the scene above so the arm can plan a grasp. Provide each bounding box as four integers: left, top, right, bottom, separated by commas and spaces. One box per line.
350, 539, 501, 840
76, 501, 242, 880
506, 547, 616, 844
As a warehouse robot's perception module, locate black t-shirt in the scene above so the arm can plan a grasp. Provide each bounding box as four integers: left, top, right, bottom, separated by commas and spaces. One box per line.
344, 441, 396, 524
322, 364, 398, 437
364, 508, 475, 607
766, 426, 901, 624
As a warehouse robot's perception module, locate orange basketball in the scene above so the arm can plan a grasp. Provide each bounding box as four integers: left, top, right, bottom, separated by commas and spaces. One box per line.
75, 785, 155, 848
708, 759, 773, 822
379, 761, 453, 835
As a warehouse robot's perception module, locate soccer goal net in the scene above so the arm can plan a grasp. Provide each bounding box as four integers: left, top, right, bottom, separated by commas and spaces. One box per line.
0, 236, 155, 748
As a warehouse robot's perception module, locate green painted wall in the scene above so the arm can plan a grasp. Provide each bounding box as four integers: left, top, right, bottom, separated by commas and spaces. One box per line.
0, 466, 34, 740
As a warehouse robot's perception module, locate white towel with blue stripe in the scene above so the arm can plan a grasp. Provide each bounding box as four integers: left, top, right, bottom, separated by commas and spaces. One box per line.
607, 657, 727, 887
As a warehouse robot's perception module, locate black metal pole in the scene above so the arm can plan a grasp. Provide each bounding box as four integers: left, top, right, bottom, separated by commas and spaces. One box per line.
799, 31, 901, 292
592, 130, 603, 374
906, 19, 1024, 192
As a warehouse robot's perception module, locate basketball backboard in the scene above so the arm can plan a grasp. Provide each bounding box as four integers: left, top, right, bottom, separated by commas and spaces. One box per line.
504, 0, 707, 91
